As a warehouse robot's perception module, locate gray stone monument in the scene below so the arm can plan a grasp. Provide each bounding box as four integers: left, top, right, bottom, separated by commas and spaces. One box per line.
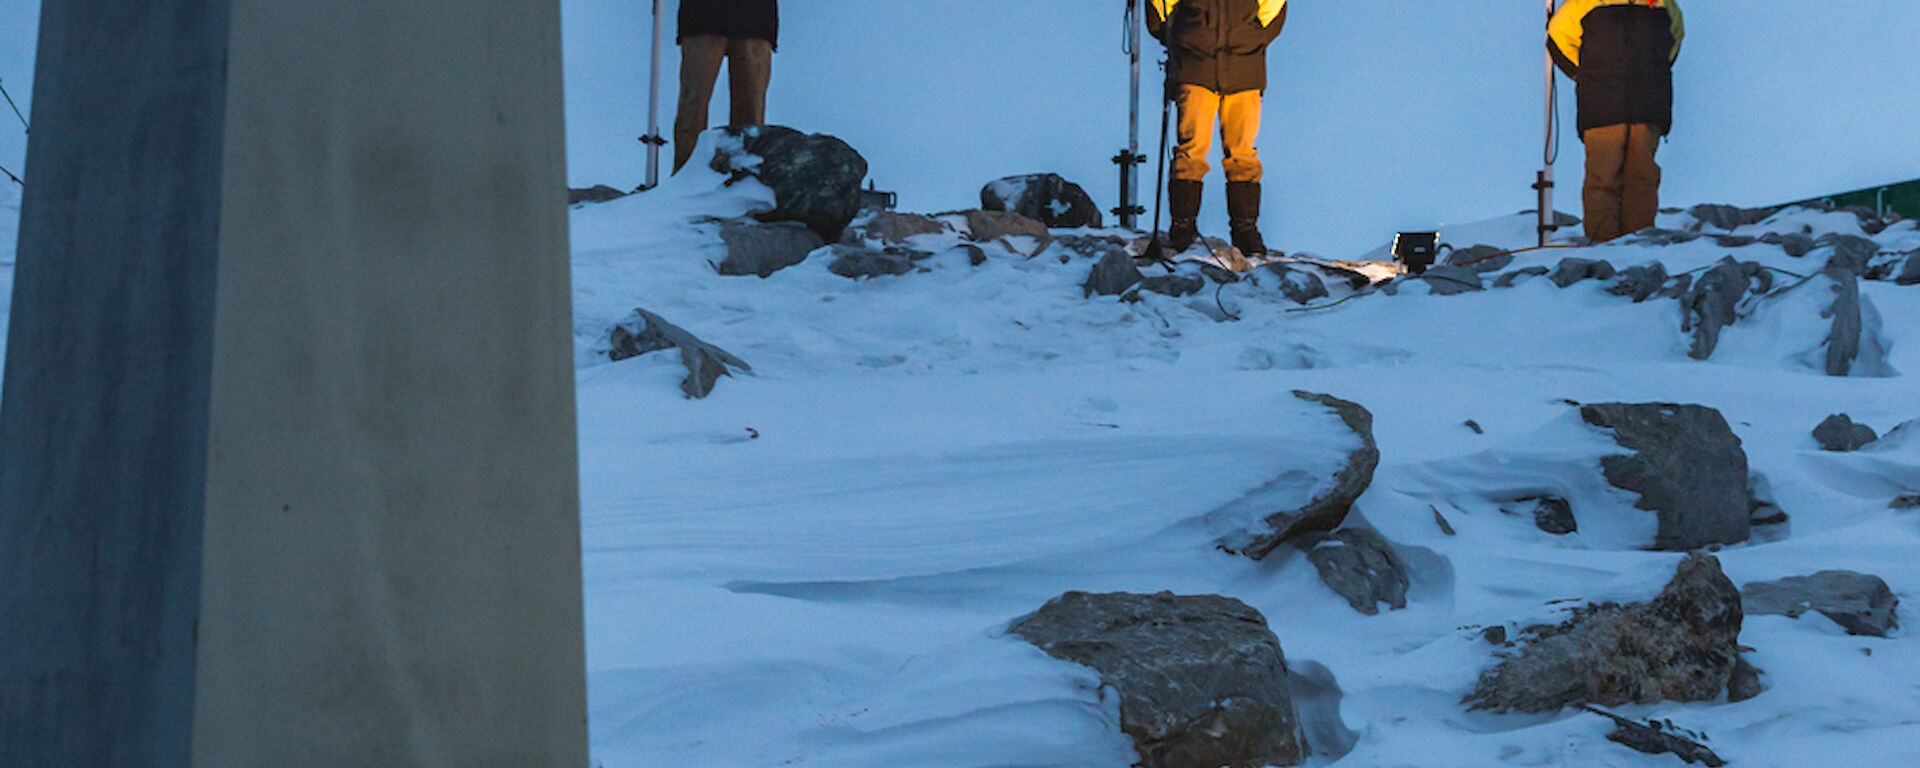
0, 1, 587, 766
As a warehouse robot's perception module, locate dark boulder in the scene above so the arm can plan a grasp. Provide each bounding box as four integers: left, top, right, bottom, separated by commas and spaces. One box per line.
827, 244, 922, 279
1084, 250, 1146, 298
605, 308, 752, 399
1742, 571, 1900, 637
1227, 392, 1379, 560
1010, 592, 1308, 768
568, 184, 628, 205
1681, 258, 1769, 360
1607, 262, 1669, 303
1444, 244, 1513, 273
1420, 265, 1485, 295
1303, 527, 1411, 615
1812, 413, 1879, 452
1898, 250, 1920, 285
713, 125, 867, 242
982, 173, 1103, 229
1580, 403, 1752, 550
1465, 552, 1744, 713
1493, 266, 1551, 288
716, 218, 825, 278
1528, 496, 1578, 535
1688, 203, 1773, 231
1820, 252, 1869, 377
1760, 231, 1818, 258
1549, 257, 1617, 288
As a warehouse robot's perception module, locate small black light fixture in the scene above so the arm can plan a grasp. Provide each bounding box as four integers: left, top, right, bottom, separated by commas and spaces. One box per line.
1392, 232, 1440, 275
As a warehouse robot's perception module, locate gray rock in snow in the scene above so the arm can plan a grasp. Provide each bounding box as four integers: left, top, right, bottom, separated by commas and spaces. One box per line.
1819, 252, 1869, 377
1303, 527, 1411, 615
1549, 257, 1617, 288
1493, 266, 1551, 288
1227, 392, 1379, 560
849, 210, 948, 244
567, 184, 628, 205
1580, 403, 1753, 551
1712, 234, 1758, 248
982, 173, 1103, 229
1252, 263, 1330, 305
714, 124, 868, 242
1760, 231, 1818, 258
1898, 250, 1920, 285
1444, 244, 1513, 272
828, 243, 922, 279
1053, 234, 1132, 262
953, 243, 988, 266
1009, 591, 1309, 768
1607, 262, 1669, 303
1727, 654, 1764, 703
1681, 257, 1769, 360
605, 308, 753, 399
1465, 552, 1744, 713
1813, 413, 1879, 452
1892, 494, 1920, 510
1420, 265, 1484, 295
1816, 233, 1881, 272
717, 218, 825, 277
1625, 228, 1704, 247
1084, 250, 1145, 298
955, 208, 1052, 245
1527, 496, 1578, 535
1688, 203, 1774, 231
1742, 570, 1900, 637
1141, 272, 1207, 298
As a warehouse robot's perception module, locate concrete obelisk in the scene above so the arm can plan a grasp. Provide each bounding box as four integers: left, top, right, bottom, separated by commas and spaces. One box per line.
0, 1, 587, 766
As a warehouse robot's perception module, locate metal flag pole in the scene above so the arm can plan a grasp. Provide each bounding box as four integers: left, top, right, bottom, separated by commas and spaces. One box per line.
1112, 0, 1146, 229
1536, 0, 1557, 246
639, 0, 667, 191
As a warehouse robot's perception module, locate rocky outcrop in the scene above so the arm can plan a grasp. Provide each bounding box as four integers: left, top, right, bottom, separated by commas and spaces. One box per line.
1465, 552, 1744, 713
568, 184, 628, 205
1228, 392, 1379, 560
1742, 571, 1900, 637
1812, 413, 1879, 452
1549, 257, 1617, 288
1251, 263, 1330, 305
1688, 203, 1774, 232
827, 244, 923, 279
1581, 403, 1753, 550
982, 173, 1103, 229
1493, 266, 1550, 288
1084, 250, 1145, 298
713, 125, 867, 242
1303, 527, 1410, 615
717, 218, 824, 277
1444, 244, 1513, 273
1010, 592, 1308, 768
605, 308, 752, 399
1606, 262, 1669, 303
1681, 258, 1770, 360
956, 209, 1051, 245
1420, 265, 1484, 295
848, 211, 948, 244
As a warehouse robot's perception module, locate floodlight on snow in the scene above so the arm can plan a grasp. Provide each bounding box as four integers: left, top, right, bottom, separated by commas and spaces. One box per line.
1393, 232, 1440, 276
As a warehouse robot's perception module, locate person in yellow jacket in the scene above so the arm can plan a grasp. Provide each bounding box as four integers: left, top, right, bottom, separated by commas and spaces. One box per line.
1148, 0, 1288, 258
1549, 0, 1685, 243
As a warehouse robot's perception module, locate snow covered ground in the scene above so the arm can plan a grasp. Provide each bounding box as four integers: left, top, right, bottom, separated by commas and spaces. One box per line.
569, 156, 1920, 767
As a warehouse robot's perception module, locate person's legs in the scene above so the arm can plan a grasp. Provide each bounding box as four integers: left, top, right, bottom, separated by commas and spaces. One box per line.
1581, 123, 1629, 242
1621, 123, 1663, 236
1219, 89, 1267, 257
725, 37, 772, 127
672, 34, 728, 172
1168, 85, 1220, 251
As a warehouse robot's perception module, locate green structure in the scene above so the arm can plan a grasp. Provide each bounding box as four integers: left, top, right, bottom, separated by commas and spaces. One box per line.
1780, 177, 1920, 221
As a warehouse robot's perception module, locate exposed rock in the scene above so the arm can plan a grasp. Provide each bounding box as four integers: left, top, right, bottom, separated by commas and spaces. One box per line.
1583, 706, 1727, 767
1465, 552, 1744, 713
1580, 403, 1752, 550
567, 184, 628, 205
982, 173, 1103, 229
828, 243, 922, 279
1054, 234, 1132, 262
714, 125, 867, 242
1528, 496, 1578, 535
1760, 231, 1817, 258
1009, 592, 1308, 768
1817, 233, 1880, 273
1084, 250, 1145, 298
1820, 252, 1869, 376
851, 210, 948, 244
605, 308, 752, 399
1727, 655, 1764, 703
1252, 263, 1330, 305
1549, 257, 1617, 288
1712, 234, 1758, 248
1892, 494, 1920, 510
1626, 228, 1704, 246
953, 243, 988, 266
717, 218, 825, 278
1230, 392, 1379, 560
1420, 265, 1484, 295
1898, 251, 1920, 285
1689, 203, 1774, 231
1141, 273, 1207, 298
1444, 244, 1512, 272
1606, 262, 1669, 302
1304, 527, 1410, 615
956, 208, 1051, 244
1433, 507, 1457, 536
1493, 266, 1550, 288
1464, 420, 1484, 435
1742, 570, 1900, 637
1812, 413, 1879, 452
1681, 258, 1769, 360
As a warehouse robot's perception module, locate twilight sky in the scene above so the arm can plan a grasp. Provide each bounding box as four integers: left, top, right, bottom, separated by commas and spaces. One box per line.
5, 1, 1918, 256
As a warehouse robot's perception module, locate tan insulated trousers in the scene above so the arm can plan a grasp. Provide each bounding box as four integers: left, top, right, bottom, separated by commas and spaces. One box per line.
1582, 123, 1662, 243
673, 34, 773, 173
1172, 85, 1263, 183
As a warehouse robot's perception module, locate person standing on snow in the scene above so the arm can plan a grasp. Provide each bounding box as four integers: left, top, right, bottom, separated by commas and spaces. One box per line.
673, 0, 779, 173
1549, 0, 1685, 243
1147, 0, 1287, 259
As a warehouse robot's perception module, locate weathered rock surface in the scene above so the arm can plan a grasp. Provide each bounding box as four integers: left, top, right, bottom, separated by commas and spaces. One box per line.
1898, 250, 1920, 285
1465, 552, 1744, 713
828, 243, 922, 279
1528, 496, 1578, 535
717, 218, 825, 277
1742, 570, 1900, 637
1760, 231, 1817, 258
1304, 527, 1410, 615
1812, 413, 1879, 452
1607, 262, 1669, 303
1084, 251, 1145, 298
714, 125, 867, 242
1444, 244, 1513, 272
1494, 266, 1550, 288
849, 210, 948, 244
568, 184, 627, 205
1054, 234, 1132, 263
1581, 403, 1752, 550
982, 173, 1103, 229
1681, 257, 1769, 360
1584, 706, 1728, 767
1009, 591, 1308, 768
956, 208, 1051, 245
1251, 263, 1330, 305
605, 308, 752, 399
1227, 392, 1379, 560
1819, 251, 1871, 376
1420, 265, 1484, 295
1550, 257, 1617, 288
1688, 203, 1773, 232
1727, 655, 1764, 703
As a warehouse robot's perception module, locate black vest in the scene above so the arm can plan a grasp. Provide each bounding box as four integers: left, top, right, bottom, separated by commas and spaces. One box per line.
1574, 5, 1675, 133
678, 0, 779, 49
